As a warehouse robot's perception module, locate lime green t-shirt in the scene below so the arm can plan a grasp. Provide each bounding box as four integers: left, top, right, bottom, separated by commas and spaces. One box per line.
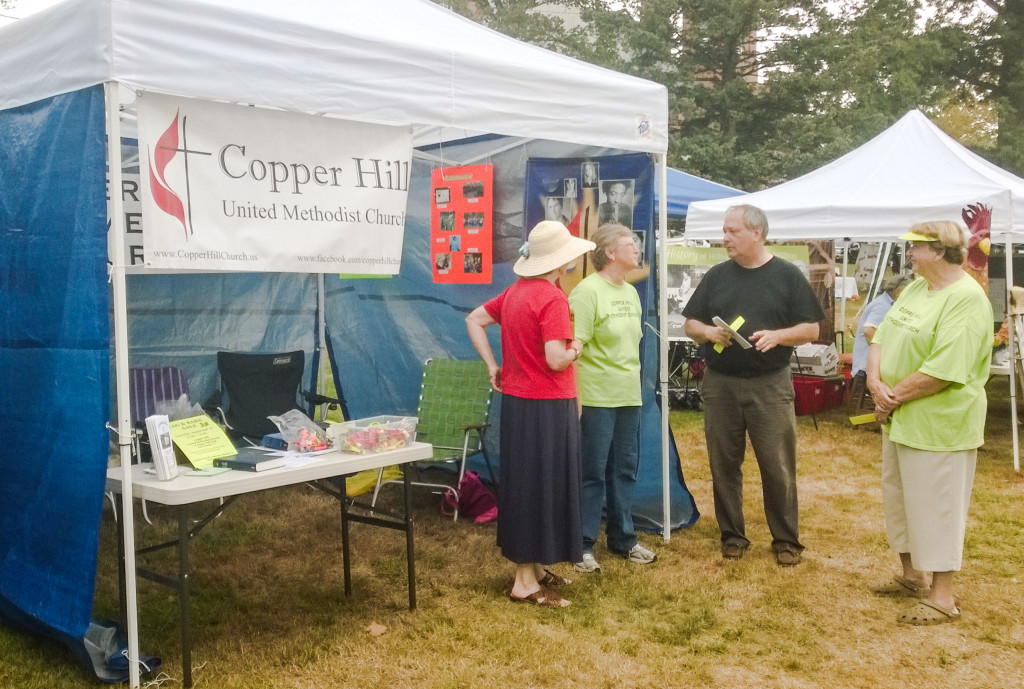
873, 274, 992, 451
569, 272, 643, 407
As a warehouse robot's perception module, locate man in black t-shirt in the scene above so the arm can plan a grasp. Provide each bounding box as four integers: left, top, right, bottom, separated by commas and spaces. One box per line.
683, 204, 824, 566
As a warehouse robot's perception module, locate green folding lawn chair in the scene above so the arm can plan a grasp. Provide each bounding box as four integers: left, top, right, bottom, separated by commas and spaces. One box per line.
370, 358, 494, 520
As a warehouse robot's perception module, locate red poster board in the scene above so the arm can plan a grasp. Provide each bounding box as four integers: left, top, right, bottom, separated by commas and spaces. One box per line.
431, 165, 493, 283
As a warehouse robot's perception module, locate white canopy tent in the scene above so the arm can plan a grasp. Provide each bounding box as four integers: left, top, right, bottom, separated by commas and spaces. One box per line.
0, 0, 668, 154
685, 110, 1024, 241
0, 1, 672, 685
686, 109, 1024, 472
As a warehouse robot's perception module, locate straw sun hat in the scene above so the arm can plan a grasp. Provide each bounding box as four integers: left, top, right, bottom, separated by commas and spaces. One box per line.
513, 221, 596, 277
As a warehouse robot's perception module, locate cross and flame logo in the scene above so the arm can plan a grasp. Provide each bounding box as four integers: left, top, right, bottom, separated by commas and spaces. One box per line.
147, 110, 210, 240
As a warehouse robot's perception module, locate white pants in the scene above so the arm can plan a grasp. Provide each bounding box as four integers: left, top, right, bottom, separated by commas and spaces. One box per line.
881, 430, 976, 573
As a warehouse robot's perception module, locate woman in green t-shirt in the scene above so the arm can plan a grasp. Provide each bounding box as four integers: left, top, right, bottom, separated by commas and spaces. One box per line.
568, 224, 656, 573
866, 221, 992, 626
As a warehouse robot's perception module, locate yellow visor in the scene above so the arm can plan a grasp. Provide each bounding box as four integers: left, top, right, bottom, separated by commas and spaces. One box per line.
898, 231, 938, 242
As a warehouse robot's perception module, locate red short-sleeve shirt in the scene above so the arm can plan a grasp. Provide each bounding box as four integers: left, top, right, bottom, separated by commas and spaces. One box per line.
484, 278, 575, 399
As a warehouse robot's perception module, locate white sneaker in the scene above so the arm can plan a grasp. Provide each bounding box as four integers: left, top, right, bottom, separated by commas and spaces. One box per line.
573, 552, 601, 573
623, 543, 656, 564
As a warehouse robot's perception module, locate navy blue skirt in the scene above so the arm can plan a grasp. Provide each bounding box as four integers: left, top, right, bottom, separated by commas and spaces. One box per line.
497, 395, 583, 565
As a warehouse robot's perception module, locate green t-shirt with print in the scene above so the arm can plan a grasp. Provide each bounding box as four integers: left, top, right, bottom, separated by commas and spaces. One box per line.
873, 275, 992, 451
569, 272, 643, 407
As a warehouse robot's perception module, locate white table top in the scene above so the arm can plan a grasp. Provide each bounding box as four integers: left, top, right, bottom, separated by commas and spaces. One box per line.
106, 441, 433, 506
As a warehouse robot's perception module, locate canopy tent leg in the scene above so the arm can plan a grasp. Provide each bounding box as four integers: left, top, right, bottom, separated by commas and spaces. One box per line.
1004, 208, 1020, 472
105, 81, 142, 688
839, 238, 849, 341
657, 156, 671, 541
317, 273, 327, 412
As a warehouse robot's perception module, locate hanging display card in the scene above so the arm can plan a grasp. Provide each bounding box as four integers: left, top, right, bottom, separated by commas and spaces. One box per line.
431, 165, 493, 283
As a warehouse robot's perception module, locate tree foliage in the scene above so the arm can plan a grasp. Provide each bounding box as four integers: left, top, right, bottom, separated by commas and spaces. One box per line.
437, 0, 1023, 187
928, 0, 1024, 172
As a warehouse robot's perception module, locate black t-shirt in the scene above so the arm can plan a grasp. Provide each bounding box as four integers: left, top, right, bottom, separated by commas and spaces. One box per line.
682, 256, 825, 377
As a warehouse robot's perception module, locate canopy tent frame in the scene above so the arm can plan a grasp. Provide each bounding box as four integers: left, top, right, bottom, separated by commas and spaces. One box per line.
1, 3, 675, 685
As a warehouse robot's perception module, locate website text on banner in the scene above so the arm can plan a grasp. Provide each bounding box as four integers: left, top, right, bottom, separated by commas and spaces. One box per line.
137, 94, 413, 274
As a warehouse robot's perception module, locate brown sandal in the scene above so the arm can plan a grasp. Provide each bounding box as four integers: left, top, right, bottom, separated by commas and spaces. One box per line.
538, 568, 572, 587
897, 599, 961, 625
869, 575, 930, 598
510, 586, 571, 608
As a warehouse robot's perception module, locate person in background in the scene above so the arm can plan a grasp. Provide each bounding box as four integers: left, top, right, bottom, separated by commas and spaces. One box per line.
466, 221, 595, 608
867, 221, 992, 625
683, 204, 824, 566
852, 274, 913, 376
569, 224, 655, 573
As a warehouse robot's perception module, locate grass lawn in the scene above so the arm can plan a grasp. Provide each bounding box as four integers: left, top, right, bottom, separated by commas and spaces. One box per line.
2, 382, 1022, 688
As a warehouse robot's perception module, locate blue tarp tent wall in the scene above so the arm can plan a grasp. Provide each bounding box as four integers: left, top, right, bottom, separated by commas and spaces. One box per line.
0, 0, 685, 684
657, 167, 741, 218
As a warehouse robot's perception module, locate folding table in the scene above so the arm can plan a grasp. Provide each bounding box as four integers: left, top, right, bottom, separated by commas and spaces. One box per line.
105, 441, 433, 687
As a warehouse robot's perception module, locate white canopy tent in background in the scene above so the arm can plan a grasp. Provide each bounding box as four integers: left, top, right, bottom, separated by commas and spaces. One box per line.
686, 109, 1024, 472
0, 1, 671, 685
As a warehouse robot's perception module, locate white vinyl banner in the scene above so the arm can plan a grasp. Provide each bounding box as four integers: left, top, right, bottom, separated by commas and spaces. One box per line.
137, 94, 412, 273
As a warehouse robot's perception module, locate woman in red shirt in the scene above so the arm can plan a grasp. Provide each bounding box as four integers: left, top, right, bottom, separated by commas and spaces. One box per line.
466, 221, 594, 607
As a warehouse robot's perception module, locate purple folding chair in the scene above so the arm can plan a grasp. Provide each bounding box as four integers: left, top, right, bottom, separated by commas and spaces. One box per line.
129, 366, 190, 426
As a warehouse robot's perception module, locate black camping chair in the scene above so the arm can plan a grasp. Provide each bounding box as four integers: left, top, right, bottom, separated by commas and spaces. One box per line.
206, 350, 342, 443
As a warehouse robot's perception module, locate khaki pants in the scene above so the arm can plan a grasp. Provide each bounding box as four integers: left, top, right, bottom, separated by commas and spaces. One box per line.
881, 429, 976, 572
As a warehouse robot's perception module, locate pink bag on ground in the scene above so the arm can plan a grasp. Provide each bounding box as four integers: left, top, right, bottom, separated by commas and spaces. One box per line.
441, 471, 498, 523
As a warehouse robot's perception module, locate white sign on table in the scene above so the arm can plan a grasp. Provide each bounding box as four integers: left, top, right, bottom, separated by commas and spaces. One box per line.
137, 94, 412, 274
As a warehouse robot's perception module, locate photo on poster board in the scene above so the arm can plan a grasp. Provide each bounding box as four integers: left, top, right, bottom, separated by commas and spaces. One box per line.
543, 196, 572, 224
464, 252, 483, 274
632, 230, 646, 270
598, 179, 635, 229
524, 154, 653, 295
431, 165, 493, 283
665, 244, 811, 340
581, 161, 599, 188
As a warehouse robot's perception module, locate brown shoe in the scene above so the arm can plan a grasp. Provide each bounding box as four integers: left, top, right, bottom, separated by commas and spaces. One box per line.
897, 599, 960, 625
510, 586, 571, 608
869, 575, 930, 598
721, 543, 746, 560
775, 549, 801, 566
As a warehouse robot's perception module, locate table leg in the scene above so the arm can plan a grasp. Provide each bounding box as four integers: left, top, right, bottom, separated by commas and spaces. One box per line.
177, 506, 193, 689
403, 467, 416, 610
341, 479, 352, 598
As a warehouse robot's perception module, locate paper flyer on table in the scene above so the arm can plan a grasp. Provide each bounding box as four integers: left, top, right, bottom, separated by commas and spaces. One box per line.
169, 415, 238, 468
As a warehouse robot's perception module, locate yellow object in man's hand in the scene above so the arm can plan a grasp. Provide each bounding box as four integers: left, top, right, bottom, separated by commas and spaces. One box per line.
713, 316, 747, 354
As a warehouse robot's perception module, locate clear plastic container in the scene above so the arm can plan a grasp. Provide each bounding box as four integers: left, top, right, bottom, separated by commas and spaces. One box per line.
327, 415, 418, 454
